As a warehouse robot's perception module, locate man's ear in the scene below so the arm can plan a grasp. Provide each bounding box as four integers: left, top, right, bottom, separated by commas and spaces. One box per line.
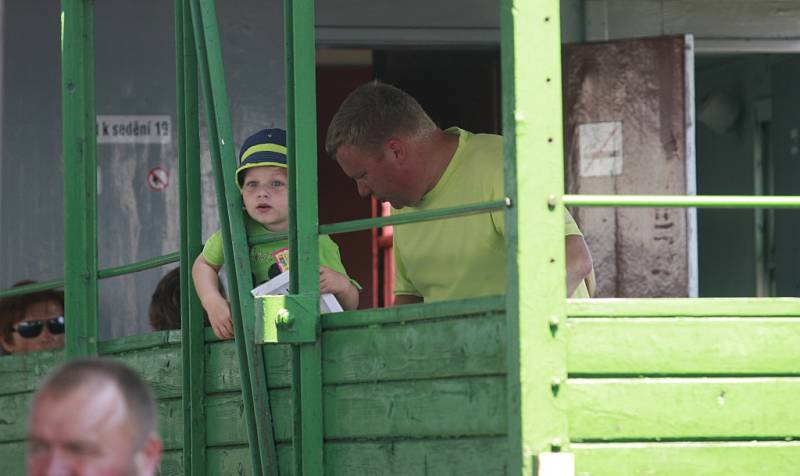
0, 333, 16, 353
134, 433, 163, 476
385, 138, 406, 162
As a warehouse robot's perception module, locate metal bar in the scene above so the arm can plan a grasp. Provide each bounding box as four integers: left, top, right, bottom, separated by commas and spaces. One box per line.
0, 279, 65, 299
321, 295, 505, 330
96, 252, 179, 279
283, 1, 304, 470
503, 0, 569, 474
176, 0, 206, 473
563, 194, 800, 208
285, 0, 323, 473
190, 1, 278, 474
249, 200, 507, 246
61, 0, 98, 358
0, 252, 180, 295
567, 298, 800, 318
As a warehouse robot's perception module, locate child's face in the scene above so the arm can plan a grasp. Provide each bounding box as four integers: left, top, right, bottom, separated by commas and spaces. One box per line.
241, 166, 289, 232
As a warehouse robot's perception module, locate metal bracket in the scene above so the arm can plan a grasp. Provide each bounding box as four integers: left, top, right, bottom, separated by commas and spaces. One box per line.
255, 293, 319, 344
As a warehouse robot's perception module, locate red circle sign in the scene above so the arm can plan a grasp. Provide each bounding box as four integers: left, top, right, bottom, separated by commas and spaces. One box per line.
146, 167, 169, 192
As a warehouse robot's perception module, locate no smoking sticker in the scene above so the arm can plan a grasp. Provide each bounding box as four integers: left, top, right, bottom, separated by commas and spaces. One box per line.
147, 167, 169, 191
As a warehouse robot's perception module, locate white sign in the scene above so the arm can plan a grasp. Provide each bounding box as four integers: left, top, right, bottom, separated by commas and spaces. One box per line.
578, 121, 623, 177
96, 115, 171, 144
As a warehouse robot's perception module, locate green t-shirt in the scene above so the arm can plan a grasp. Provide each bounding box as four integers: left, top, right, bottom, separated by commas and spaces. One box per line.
392, 127, 589, 301
202, 217, 355, 286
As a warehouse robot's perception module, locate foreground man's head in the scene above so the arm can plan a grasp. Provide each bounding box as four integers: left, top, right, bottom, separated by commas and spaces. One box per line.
27, 358, 162, 476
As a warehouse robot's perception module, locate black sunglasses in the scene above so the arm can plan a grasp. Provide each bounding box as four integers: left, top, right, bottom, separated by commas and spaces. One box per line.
12, 316, 65, 339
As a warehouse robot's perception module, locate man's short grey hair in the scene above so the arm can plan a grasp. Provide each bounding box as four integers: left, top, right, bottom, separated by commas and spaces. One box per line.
325, 81, 436, 159
35, 358, 158, 444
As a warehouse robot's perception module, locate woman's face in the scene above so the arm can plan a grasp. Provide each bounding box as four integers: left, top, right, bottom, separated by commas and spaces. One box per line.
1, 300, 65, 354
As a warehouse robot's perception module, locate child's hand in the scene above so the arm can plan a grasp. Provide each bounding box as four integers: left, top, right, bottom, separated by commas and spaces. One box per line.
206, 296, 234, 339
320, 266, 359, 311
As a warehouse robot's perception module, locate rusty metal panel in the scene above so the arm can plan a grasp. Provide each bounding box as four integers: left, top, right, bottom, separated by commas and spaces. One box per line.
564, 35, 697, 297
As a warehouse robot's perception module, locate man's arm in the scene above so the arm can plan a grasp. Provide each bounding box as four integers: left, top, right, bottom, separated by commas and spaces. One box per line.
393, 294, 423, 306
566, 234, 593, 297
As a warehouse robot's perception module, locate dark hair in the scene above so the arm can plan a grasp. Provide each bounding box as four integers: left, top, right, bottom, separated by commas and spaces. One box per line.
325, 81, 436, 159
149, 268, 216, 331
35, 358, 158, 445
0, 280, 64, 344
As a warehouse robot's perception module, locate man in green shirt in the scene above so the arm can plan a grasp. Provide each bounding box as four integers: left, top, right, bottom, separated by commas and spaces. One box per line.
326, 82, 594, 304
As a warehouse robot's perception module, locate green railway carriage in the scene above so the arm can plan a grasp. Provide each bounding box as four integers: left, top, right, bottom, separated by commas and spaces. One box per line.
2, 1, 800, 475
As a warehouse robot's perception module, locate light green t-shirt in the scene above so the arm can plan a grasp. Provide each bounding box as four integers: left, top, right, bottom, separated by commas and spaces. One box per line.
202, 217, 356, 286
392, 127, 589, 301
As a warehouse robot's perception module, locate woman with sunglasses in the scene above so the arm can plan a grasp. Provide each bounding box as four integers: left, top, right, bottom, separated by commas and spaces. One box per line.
0, 281, 65, 354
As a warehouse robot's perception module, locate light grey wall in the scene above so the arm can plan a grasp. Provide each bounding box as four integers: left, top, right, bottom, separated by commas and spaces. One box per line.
315, 0, 585, 46
584, 0, 800, 50
0, 1, 62, 288
1, 0, 284, 338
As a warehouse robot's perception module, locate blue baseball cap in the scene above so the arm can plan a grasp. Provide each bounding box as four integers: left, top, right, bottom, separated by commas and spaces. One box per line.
236, 128, 287, 188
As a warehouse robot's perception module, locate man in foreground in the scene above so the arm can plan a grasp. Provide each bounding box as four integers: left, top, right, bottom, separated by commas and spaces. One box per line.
27, 358, 162, 475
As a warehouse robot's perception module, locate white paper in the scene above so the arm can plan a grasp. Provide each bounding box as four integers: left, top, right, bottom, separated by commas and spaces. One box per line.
251, 270, 343, 313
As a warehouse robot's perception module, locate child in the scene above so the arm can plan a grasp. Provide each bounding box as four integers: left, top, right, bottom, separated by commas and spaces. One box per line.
192, 128, 359, 339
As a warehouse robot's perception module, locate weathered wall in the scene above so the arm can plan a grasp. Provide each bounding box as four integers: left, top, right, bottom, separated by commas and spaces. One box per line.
564, 36, 696, 297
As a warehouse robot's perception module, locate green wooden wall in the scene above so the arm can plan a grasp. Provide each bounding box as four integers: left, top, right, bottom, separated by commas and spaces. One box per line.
2, 296, 800, 474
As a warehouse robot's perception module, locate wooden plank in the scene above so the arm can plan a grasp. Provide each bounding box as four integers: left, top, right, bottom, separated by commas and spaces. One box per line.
325, 437, 507, 475
98, 330, 181, 354
566, 378, 800, 441
322, 295, 504, 330
568, 298, 800, 317
568, 318, 800, 375
0, 395, 183, 449
573, 441, 800, 476
159, 449, 183, 475
323, 376, 506, 440
204, 341, 292, 393
206, 445, 254, 475
205, 390, 293, 446
0, 350, 60, 396
106, 346, 182, 399
0, 392, 31, 443
205, 444, 293, 475
158, 398, 184, 451
323, 314, 505, 385
0, 441, 26, 475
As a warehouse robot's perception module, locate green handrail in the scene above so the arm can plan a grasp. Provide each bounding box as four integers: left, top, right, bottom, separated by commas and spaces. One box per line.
249, 199, 508, 245
61, 0, 98, 358
0, 279, 66, 299
563, 194, 800, 208
189, 0, 278, 474
176, 0, 207, 474
285, 0, 324, 474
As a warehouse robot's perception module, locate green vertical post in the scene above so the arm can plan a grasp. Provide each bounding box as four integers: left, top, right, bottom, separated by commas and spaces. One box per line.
176, 0, 206, 474
502, 0, 570, 474
61, 0, 98, 358
284, 0, 323, 474
189, 1, 278, 474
